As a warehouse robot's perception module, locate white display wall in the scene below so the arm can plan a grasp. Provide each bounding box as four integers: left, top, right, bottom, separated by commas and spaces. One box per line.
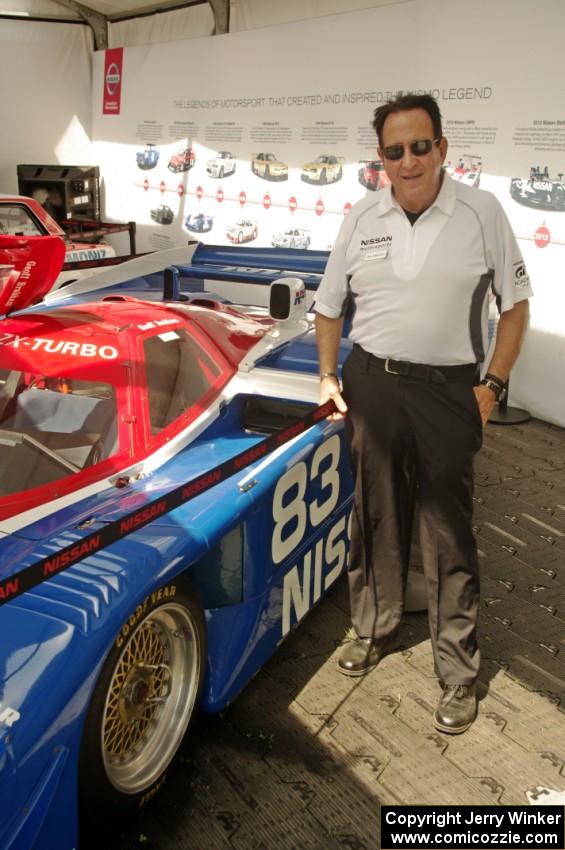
0, 18, 93, 193
94, 0, 564, 426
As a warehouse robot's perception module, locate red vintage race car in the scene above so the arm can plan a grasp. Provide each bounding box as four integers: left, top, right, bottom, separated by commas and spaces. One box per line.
358, 159, 390, 191
0, 195, 116, 288
444, 155, 482, 188
168, 147, 196, 173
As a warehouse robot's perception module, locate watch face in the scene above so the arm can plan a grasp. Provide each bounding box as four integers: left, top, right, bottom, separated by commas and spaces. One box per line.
482, 378, 503, 400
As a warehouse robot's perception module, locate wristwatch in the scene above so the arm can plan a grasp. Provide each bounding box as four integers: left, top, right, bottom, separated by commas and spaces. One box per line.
480, 372, 507, 402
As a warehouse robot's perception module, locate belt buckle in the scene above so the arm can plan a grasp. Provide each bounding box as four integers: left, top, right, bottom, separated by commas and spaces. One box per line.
384, 358, 407, 376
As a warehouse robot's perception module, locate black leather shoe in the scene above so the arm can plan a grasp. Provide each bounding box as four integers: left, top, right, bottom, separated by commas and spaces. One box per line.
337, 634, 398, 677
434, 684, 477, 734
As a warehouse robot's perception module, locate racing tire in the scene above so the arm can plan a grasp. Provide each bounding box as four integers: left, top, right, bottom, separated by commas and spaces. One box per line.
337, 167, 343, 181
553, 186, 565, 211
79, 579, 206, 825
265, 166, 271, 179
289, 238, 295, 249
238, 231, 244, 243
219, 166, 224, 178
320, 168, 327, 185
305, 238, 311, 249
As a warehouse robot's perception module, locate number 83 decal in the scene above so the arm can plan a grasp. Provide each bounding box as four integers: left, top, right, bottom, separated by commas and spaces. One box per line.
271, 433, 341, 565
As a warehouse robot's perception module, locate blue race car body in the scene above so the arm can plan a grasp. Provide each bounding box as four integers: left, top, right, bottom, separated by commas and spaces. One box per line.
0, 241, 353, 850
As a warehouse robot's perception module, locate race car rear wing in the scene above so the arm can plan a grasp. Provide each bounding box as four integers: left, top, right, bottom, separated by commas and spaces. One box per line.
163, 242, 329, 300
45, 242, 330, 306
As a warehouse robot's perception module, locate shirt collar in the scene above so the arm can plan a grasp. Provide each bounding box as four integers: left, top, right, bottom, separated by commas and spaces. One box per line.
377, 171, 457, 218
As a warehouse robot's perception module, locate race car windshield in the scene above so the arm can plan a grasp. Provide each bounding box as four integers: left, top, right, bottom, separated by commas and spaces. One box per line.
0, 370, 118, 496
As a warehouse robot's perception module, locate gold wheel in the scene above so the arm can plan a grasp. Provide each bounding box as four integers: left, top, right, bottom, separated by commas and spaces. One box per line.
101, 601, 202, 794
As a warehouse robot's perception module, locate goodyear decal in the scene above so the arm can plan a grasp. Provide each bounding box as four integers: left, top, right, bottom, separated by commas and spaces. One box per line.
116, 584, 177, 648
0, 399, 336, 607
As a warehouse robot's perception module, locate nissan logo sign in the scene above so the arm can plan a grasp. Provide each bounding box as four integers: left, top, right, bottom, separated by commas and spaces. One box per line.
105, 63, 121, 95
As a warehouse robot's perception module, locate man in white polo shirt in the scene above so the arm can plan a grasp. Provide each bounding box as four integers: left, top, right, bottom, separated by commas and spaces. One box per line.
315, 93, 532, 734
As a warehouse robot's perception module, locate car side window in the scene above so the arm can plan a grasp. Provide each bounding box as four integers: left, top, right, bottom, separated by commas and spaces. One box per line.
0, 204, 44, 237
144, 329, 222, 434
0, 371, 118, 496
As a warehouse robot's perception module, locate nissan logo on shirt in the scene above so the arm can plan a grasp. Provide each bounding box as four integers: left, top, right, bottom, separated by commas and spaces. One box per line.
360, 234, 393, 261
360, 236, 393, 248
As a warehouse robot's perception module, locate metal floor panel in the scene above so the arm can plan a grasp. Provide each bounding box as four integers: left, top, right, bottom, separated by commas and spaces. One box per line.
101, 418, 565, 850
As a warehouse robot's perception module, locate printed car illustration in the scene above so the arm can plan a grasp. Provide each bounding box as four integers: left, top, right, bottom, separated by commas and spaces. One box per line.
251, 152, 288, 181
510, 165, 565, 211
185, 212, 214, 233
272, 228, 311, 249
358, 159, 390, 191
226, 219, 258, 243
168, 146, 196, 173
136, 143, 160, 170
445, 154, 482, 188
206, 151, 236, 178
0, 195, 116, 288
0, 236, 353, 850
150, 204, 175, 225
301, 155, 344, 185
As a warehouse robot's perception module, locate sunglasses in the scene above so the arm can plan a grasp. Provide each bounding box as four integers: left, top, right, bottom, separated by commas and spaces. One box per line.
382, 138, 440, 161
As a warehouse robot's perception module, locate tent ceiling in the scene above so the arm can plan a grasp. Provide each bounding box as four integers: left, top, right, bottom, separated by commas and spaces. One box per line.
74, 0, 206, 21
2, 0, 227, 45
1, 0, 207, 21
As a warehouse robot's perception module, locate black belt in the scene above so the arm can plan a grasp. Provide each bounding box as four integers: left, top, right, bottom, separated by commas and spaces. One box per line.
352, 344, 477, 384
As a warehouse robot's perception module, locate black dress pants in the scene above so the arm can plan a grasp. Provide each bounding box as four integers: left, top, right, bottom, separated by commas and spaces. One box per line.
342, 345, 483, 686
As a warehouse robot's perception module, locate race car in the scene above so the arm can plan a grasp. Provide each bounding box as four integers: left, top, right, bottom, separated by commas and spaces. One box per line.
272, 227, 311, 249
136, 144, 160, 170
0, 235, 354, 850
358, 159, 389, 191
206, 151, 236, 178
226, 219, 258, 243
301, 155, 344, 185
150, 204, 175, 225
168, 146, 196, 173
251, 152, 288, 181
510, 165, 565, 211
445, 154, 482, 188
0, 195, 116, 287
185, 212, 213, 233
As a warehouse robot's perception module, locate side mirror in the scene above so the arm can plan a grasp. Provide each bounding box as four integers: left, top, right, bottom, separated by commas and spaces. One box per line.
269, 277, 307, 322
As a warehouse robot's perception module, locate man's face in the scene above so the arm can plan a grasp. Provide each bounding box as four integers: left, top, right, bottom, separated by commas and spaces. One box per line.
378, 108, 448, 213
